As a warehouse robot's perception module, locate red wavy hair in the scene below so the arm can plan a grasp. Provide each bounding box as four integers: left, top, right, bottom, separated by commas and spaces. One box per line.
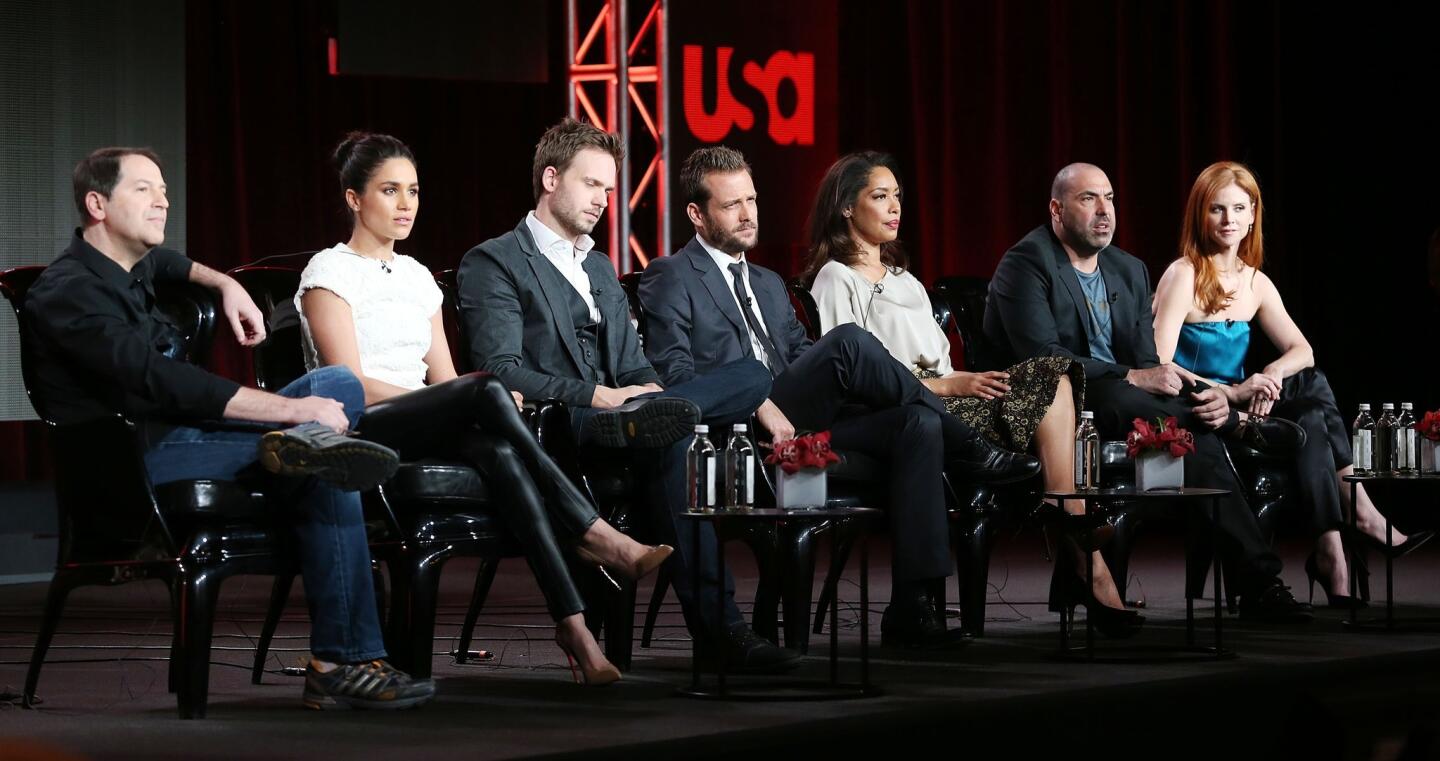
1179, 161, 1265, 315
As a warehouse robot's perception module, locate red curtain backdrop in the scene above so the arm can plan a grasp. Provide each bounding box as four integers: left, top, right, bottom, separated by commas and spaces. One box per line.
5, 1, 1437, 481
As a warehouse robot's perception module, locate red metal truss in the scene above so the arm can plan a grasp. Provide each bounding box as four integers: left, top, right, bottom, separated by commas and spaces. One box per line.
566, 0, 669, 273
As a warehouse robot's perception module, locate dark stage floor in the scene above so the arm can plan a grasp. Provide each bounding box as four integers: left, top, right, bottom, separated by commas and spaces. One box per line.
4, 534, 1440, 760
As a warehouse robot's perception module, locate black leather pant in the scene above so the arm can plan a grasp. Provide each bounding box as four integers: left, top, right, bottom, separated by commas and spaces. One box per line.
357, 372, 598, 620
1270, 368, 1350, 536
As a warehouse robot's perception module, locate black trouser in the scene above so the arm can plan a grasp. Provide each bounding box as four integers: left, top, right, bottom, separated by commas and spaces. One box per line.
1270, 368, 1350, 536
770, 324, 962, 583
1087, 376, 1282, 595
359, 372, 597, 621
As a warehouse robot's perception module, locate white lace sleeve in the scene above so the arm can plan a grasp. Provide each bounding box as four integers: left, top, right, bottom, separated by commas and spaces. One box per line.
296, 249, 363, 310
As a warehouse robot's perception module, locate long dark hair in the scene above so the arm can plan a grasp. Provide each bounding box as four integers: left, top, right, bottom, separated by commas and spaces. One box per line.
332, 131, 416, 220
803, 151, 908, 282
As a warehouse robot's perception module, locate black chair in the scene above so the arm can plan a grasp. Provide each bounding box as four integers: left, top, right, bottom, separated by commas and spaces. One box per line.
931, 275, 1296, 608
231, 260, 527, 680
2, 265, 288, 719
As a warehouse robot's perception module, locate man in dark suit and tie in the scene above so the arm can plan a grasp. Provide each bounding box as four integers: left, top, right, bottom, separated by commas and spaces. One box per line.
638, 146, 1040, 648
457, 119, 794, 671
984, 162, 1311, 622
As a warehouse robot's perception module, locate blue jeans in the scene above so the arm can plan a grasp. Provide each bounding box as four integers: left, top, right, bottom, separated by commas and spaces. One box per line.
572, 358, 772, 638
143, 366, 387, 664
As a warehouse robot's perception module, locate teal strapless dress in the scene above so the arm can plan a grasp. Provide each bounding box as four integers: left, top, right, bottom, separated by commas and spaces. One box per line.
1174, 321, 1248, 385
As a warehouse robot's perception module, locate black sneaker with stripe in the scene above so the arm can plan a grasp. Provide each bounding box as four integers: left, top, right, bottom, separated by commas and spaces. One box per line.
302, 660, 436, 710
258, 422, 400, 491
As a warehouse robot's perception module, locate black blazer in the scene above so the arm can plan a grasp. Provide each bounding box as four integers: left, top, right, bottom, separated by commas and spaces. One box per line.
637, 237, 812, 386
457, 218, 660, 406
982, 225, 1159, 381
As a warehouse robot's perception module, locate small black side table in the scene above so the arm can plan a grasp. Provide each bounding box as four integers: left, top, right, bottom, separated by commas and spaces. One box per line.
1342, 472, 1440, 630
1044, 487, 1235, 662
677, 507, 882, 700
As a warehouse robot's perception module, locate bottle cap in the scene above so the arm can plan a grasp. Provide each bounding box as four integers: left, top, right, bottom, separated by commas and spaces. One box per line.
1080, 411, 1094, 419
695, 424, 710, 433
1359, 403, 1371, 410
734, 423, 747, 433
1383, 403, 1395, 410
1402, 402, 1414, 409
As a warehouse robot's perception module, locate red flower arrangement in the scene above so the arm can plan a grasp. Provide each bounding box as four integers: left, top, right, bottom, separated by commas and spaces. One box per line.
765, 431, 842, 474
1126, 416, 1197, 458
1417, 410, 1440, 442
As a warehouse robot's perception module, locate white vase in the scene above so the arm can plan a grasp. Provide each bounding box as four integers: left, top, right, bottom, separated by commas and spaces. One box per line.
1422, 439, 1440, 474
775, 467, 827, 509
1135, 451, 1185, 491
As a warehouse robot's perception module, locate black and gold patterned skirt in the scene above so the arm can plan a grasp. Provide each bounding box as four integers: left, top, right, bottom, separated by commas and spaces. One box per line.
915, 356, 1083, 452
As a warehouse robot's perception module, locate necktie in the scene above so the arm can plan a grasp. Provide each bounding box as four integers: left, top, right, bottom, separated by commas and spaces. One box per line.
728, 262, 788, 376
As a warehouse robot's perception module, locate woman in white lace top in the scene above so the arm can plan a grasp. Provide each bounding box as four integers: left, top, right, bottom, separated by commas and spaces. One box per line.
297, 133, 670, 685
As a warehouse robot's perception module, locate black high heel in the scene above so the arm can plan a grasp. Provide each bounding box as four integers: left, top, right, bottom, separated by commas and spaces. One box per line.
1049, 572, 1145, 639
1303, 551, 1367, 608
1345, 527, 1435, 560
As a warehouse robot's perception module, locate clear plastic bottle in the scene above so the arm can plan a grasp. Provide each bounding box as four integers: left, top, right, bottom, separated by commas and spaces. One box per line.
686, 425, 718, 513
723, 423, 757, 510
1376, 403, 1398, 475
1074, 411, 1100, 490
1398, 403, 1418, 475
1352, 404, 1375, 476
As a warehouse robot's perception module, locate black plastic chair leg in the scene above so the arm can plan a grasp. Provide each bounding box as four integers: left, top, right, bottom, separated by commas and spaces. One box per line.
603, 579, 637, 671
954, 515, 993, 637
401, 552, 449, 680
252, 572, 295, 684
178, 571, 221, 719
813, 530, 856, 635
23, 576, 72, 708
781, 527, 819, 653
640, 566, 670, 648
455, 557, 499, 664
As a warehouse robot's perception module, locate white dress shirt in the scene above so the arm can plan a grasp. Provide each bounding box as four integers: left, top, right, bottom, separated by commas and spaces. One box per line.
698, 235, 774, 368
526, 210, 600, 323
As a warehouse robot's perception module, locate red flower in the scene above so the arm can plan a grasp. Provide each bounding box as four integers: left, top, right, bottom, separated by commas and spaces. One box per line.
1126, 416, 1196, 458
765, 431, 842, 474
1417, 410, 1440, 442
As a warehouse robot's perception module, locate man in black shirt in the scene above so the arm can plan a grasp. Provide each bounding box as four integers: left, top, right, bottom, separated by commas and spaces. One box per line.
21, 147, 435, 710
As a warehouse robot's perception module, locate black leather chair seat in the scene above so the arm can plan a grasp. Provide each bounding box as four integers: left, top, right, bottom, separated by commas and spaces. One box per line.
406, 511, 507, 545
176, 522, 284, 564
156, 480, 269, 518
384, 459, 489, 504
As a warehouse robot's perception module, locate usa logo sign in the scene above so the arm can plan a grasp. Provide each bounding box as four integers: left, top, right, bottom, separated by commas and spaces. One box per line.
682, 45, 815, 146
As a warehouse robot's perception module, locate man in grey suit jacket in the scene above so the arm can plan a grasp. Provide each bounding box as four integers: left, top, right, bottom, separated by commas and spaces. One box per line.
639, 146, 1040, 649
457, 119, 792, 671
985, 162, 1310, 623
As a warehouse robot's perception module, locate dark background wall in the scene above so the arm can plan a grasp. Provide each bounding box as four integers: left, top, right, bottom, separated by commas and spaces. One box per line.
3, 0, 1437, 480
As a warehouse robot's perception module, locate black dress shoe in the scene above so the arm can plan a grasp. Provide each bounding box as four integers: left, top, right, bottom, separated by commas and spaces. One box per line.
947, 434, 1042, 484
880, 594, 973, 650
696, 624, 802, 674
582, 398, 699, 448
1232, 415, 1306, 456
1238, 581, 1314, 624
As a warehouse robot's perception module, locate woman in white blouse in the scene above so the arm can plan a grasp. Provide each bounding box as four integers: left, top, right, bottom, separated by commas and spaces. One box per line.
298, 132, 669, 685
806, 152, 1139, 637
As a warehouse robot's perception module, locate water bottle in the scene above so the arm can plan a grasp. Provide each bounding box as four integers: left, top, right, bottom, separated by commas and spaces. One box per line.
1377, 403, 1398, 475
723, 423, 757, 510
1398, 403, 1418, 475
686, 425, 718, 513
1074, 411, 1099, 490
1352, 404, 1374, 475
